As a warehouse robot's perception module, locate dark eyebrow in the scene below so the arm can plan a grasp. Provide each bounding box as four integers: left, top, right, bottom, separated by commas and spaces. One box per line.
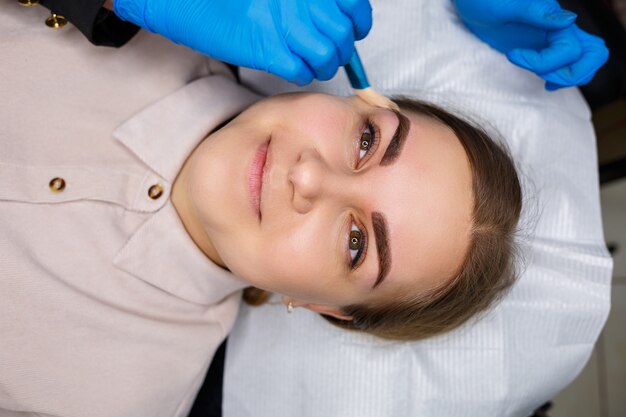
371, 212, 391, 289
380, 111, 410, 166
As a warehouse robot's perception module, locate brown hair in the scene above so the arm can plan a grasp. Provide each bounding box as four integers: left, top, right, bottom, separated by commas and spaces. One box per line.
244, 97, 522, 340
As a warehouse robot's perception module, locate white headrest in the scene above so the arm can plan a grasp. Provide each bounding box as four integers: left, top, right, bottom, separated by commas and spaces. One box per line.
225, 1, 612, 416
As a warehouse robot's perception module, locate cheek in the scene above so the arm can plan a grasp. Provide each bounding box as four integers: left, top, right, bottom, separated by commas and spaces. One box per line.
224, 217, 338, 288
264, 224, 333, 278
282, 98, 352, 147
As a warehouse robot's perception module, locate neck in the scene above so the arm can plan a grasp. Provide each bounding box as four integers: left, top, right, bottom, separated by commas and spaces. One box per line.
171, 152, 227, 269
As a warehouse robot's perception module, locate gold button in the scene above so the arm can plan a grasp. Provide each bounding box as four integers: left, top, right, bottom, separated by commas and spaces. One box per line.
49, 177, 66, 192
18, 0, 39, 6
148, 184, 164, 200
45, 13, 67, 29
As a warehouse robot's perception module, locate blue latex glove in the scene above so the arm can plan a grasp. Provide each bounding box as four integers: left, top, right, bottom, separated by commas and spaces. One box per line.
453, 0, 609, 90
114, 0, 372, 85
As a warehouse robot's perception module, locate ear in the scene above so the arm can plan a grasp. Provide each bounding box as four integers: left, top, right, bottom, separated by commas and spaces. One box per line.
281, 296, 354, 321
302, 303, 354, 321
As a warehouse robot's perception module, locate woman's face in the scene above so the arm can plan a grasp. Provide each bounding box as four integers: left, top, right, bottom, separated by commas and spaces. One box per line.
187, 93, 473, 310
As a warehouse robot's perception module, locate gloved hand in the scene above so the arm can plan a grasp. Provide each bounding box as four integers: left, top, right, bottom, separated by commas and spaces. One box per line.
453, 0, 609, 90
114, 0, 372, 85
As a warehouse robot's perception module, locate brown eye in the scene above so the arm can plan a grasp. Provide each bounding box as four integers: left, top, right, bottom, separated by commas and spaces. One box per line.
349, 230, 362, 250
348, 222, 366, 268
358, 122, 378, 161
360, 131, 371, 151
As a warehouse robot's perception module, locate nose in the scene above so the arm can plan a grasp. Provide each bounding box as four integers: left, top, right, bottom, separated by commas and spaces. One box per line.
288, 149, 327, 213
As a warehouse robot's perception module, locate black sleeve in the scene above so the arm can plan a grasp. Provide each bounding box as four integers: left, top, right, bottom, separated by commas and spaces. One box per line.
39, 0, 140, 47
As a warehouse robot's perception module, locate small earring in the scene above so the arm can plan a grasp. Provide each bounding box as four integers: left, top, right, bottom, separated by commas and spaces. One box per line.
287, 301, 294, 314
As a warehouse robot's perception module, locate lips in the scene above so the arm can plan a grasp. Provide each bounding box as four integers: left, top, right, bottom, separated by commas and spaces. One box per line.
248, 139, 270, 220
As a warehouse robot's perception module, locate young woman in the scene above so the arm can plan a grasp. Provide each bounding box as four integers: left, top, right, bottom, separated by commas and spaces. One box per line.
172, 89, 522, 341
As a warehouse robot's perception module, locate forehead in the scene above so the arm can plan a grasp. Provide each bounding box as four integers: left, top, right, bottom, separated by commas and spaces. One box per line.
368, 110, 473, 298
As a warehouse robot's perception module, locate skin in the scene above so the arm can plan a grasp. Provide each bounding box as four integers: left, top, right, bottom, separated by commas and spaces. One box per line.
171, 93, 473, 321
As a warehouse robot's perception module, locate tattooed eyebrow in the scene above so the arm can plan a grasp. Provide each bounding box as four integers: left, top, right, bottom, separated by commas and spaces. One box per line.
371, 212, 390, 289
380, 111, 410, 167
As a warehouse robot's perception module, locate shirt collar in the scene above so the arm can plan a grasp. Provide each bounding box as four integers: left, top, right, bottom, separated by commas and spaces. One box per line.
112, 75, 262, 305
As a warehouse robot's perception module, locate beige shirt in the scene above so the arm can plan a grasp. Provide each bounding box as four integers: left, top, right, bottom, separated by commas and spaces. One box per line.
1, 3, 259, 416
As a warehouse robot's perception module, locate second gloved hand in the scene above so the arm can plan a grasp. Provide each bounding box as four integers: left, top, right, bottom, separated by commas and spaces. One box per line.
453, 0, 609, 90
114, 0, 372, 85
